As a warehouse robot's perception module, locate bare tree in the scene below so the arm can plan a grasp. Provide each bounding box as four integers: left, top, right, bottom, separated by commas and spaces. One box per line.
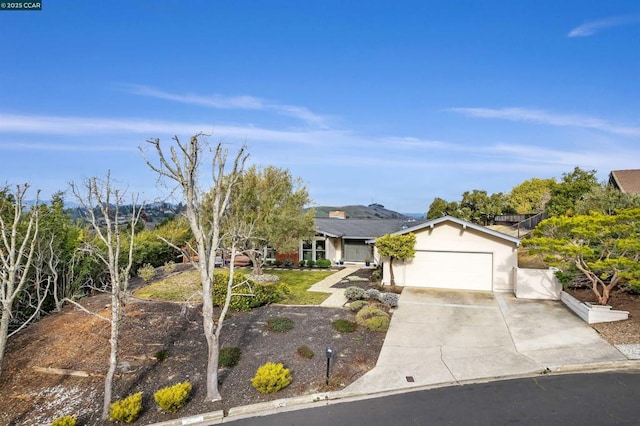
0, 184, 40, 377
69, 173, 141, 420
142, 133, 247, 401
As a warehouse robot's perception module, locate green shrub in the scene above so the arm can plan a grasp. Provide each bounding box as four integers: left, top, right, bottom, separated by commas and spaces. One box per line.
154, 349, 169, 361
296, 345, 315, 359
364, 315, 390, 331
163, 261, 177, 274
219, 347, 242, 368
356, 306, 389, 331
344, 286, 366, 301
355, 306, 389, 327
306, 259, 315, 268
251, 362, 292, 394
349, 300, 369, 312
299, 260, 306, 267
380, 292, 399, 307
284, 258, 294, 268
332, 318, 358, 333
266, 316, 294, 332
371, 267, 382, 281
138, 263, 156, 282
365, 288, 381, 300
212, 273, 289, 311
273, 259, 283, 267
316, 259, 332, 268
154, 381, 192, 413
109, 392, 143, 423
51, 415, 76, 426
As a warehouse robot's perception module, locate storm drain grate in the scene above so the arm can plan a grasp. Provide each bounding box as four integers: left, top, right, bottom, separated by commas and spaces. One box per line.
406, 376, 415, 383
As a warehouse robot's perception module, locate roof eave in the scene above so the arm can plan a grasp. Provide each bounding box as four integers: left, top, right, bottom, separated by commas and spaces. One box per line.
392, 215, 521, 246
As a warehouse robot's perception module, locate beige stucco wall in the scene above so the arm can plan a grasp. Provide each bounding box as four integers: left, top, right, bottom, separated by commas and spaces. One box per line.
326, 237, 341, 263
382, 222, 518, 291
514, 267, 561, 300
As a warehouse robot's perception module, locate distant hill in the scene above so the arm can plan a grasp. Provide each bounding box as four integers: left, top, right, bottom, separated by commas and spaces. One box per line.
312, 203, 410, 219
402, 213, 425, 219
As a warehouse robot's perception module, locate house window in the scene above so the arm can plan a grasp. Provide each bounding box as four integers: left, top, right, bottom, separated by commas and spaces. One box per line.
301, 238, 326, 261
265, 246, 276, 261
315, 240, 326, 260
302, 241, 313, 261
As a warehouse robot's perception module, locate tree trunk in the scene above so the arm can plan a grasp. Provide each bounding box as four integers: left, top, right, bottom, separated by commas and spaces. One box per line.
201, 270, 221, 401
389, 257, 395, 286
0, 304, 10, 377
102, 295, 120, 420
205, 333, 221, 400
247, 250, 263, 275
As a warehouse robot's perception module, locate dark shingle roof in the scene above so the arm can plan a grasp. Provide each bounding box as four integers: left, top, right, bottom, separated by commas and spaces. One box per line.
315, 218, 426, 239
609, 169, 640, 194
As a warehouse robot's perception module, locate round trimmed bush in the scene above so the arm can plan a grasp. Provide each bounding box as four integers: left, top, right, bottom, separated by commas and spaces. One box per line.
266, 316, 294, 332
316, 259, 332, 268
344, 286, 366, 301
332, 318, 358, 333
296, 345, 315, 359
219, 347, 242, 368
109, 392, 143, 423
380, 292, 399, 307
51, 416, 76, 426
349, 300, 369, 312
154, 381, 192, 413
355, 305, 389, 325
364, 315, 390, 331
365, 288, 381, 300
251, 362, 292, 394
355, 306, 391, 332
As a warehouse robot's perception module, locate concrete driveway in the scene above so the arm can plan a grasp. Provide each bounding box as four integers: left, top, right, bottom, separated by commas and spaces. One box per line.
344, 288, 627, 394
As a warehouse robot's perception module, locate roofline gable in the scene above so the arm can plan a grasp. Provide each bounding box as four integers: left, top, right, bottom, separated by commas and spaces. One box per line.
391, 215, 521, 246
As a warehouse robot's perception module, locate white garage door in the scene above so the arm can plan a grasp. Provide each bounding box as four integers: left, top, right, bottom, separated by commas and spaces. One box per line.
404, 251, 493, 291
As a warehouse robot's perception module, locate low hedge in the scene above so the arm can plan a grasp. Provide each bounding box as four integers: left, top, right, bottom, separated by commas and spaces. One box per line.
212, 273, 289, 311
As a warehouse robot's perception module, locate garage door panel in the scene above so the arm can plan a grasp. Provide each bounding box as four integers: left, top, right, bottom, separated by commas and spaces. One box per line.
405, 251, 492, 291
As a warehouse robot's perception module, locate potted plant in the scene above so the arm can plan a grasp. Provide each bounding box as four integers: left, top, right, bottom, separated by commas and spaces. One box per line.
364, 258, 371, 267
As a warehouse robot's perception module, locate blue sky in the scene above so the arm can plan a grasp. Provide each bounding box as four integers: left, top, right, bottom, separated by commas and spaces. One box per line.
1, 1, 639, 213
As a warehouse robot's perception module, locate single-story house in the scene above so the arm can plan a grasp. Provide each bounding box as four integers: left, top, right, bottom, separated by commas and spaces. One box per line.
609, 169, 640, 194
379, 215, 521, 292
300, 217, 425, 264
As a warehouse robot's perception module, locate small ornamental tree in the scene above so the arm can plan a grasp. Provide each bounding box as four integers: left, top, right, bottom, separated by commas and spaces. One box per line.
375, 233, 416, 286
524, 208, 640, 305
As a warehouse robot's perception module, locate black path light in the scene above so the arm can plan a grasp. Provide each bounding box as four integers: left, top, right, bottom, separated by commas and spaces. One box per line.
325, 346, 333, 385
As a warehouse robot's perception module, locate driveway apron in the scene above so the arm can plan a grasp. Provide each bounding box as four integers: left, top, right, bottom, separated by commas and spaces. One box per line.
343, 287, 626, 395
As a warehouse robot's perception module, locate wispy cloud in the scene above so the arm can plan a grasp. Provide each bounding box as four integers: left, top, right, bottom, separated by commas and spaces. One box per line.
121, 85, 330, 128
447, 107, 640, 137
0, 142, 136, 152
0, 113, 342, 146
568, 14, 640, 37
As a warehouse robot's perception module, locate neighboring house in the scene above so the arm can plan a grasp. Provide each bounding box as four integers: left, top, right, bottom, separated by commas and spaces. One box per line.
609, 169, 640, 194
302, 215, 425, 264
380, 216, 520, 292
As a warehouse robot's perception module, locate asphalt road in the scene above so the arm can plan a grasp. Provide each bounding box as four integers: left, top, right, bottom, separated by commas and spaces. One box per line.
225, 371, 640, 425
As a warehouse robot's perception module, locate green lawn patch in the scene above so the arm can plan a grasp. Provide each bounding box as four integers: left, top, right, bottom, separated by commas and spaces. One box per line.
134, 268, 336, 305
133, 269, 202, 301
268, 269, 335, 305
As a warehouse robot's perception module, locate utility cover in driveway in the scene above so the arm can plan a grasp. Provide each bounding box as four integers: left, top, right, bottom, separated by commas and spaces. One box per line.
405, 251, 493, 291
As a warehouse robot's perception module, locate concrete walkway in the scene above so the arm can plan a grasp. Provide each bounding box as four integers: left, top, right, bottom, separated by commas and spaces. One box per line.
343, 287, 628, 394
307, 266, 359, 307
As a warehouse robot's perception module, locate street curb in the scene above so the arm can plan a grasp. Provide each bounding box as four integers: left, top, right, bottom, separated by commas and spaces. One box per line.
149, 360, 640, 425
545, 359, 640, 374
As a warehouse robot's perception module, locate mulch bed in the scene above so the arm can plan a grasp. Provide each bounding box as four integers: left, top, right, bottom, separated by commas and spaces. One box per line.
0, 270, 387, 425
